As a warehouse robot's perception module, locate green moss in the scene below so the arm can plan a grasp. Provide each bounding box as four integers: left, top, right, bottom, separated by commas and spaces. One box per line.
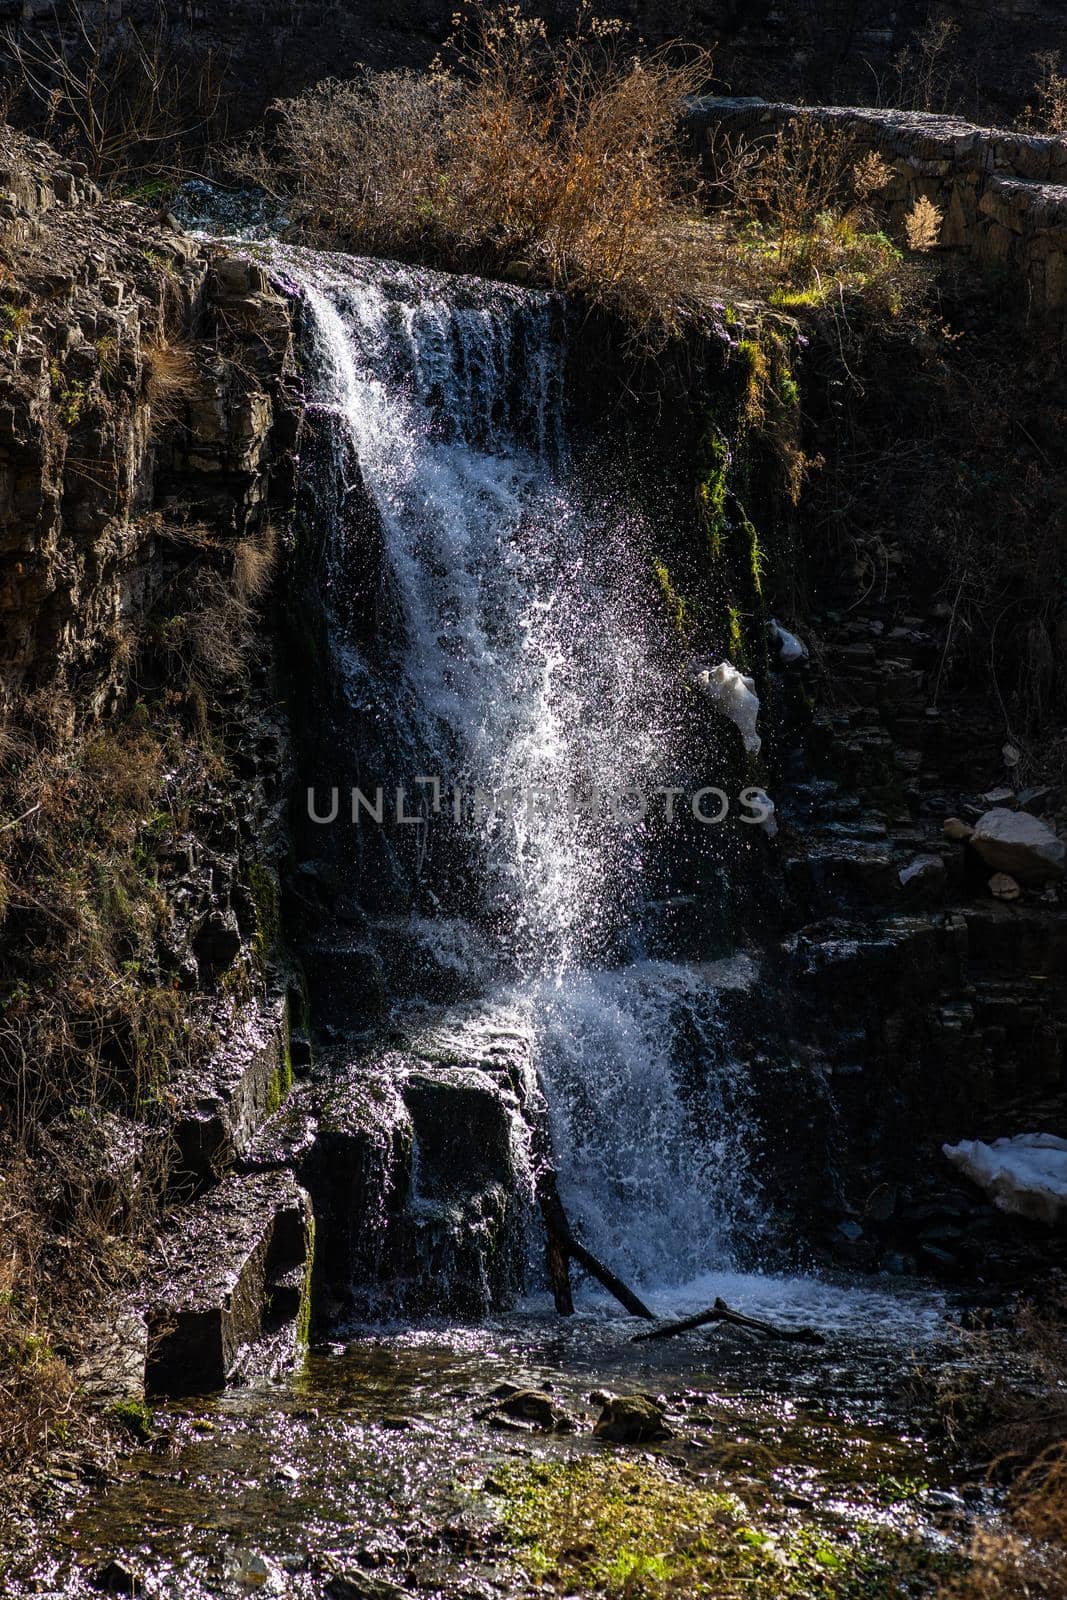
106, 1397, 155, 1442
652, 560, 687, 635
727, 605, 746, 665
294, 1212, 315, 1355
698, 426, 730, 560
742, 516, 765, 599
492, 1457, 963, 1599
248, 862, 281, 972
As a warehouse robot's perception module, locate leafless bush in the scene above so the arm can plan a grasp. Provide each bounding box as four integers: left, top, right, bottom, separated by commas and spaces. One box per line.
2, 0, 228, 187
1022, 53, 1067, 135
884, 18, 963, 114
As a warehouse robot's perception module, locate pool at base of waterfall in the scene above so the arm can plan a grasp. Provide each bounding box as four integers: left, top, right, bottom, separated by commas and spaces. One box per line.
6, 1279, 1010, 1599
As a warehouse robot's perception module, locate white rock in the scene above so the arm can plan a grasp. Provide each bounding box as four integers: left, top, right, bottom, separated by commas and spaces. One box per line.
898, 853, 945, 893
944, 1134, 1067, 1225
768, 617, 808, 664
695, 661, 761, 754
743, 787, 778, 837
971, 806, 1066, 885
989, 872, 1021, 901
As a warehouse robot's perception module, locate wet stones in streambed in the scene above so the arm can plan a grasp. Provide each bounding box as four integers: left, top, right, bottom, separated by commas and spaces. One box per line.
323, 1569, 407, 1600
478, 1383, 578, 1433
88, 1558, 147, 1595
593, 1394, 674, 1444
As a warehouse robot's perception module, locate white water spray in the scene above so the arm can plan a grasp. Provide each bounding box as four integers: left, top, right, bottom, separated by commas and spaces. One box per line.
280, 246, 761, 1291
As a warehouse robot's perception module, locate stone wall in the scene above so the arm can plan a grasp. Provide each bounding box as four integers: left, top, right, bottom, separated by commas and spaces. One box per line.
689, 96, 1067, 315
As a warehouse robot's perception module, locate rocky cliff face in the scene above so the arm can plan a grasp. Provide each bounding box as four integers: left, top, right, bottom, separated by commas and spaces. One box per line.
0, 126, 295, 728
0, 126, 318, 1419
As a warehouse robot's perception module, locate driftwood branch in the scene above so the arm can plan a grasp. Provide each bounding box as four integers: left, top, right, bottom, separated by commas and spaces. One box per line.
632, 1296, 825, 1345
534, 1158, 575, 1317
532, 1112, 654, 1321
563, 1234, 656, 1321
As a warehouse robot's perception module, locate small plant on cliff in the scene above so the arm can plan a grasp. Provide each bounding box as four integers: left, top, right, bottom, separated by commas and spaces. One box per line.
142, 339, 203, 432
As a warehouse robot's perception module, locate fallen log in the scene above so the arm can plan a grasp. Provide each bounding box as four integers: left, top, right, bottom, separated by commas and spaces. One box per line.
632, 1296, 825, 1345
533, 1159, 575, 1317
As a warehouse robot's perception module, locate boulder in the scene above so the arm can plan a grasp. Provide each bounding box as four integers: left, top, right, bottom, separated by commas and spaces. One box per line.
593, 1394, 672, 1444
971, 807, 1065, 885
989, 872, 1022, 901
944, 1134, 1067, 1225
487, 1388, 577, 1433
144, 1169, 313, 1395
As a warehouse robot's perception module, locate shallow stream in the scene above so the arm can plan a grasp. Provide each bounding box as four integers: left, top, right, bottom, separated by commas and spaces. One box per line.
9, 1276, 993, 1598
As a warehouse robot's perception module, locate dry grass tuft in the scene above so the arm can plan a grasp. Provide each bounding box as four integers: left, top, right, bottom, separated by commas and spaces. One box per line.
905, 196, 943, 252
142, 339, 202, 431
234, 522, 279, 603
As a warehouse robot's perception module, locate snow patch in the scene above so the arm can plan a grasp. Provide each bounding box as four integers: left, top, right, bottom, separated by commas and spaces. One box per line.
695, 661, 761, 754
943, 1133, 1067, 1225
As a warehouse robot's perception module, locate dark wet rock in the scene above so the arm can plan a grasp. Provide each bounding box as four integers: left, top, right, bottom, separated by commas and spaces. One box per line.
898, 853, 947, 903
172, 992, 294, 1181
89, 1559, 145, 1595
144, 1169, 313, 1396
402, 1067, 518, 1195
237, 1085, 320, 1174
192, 908, 242, 977
323, 1566, 407, 1600
302, 1064, 412, 1312
304, 933, 389, 1024
593, 1394, 673, 1444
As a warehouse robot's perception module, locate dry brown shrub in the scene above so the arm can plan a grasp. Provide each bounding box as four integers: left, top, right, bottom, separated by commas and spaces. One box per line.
239, 6, 719, 341
0, 1157, 76, 1474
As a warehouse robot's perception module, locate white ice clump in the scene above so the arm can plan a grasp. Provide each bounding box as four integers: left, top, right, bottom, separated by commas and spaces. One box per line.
695, 661, 761, 755
768, 617, 808, 664
943, 1133, 1067, 1225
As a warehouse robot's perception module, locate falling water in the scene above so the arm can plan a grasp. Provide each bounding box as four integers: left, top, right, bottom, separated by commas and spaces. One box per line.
277, 246, 762, 1294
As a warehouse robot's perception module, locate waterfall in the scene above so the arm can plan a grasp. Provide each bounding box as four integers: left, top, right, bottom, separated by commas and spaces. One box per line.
280, 246, 763, 1297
